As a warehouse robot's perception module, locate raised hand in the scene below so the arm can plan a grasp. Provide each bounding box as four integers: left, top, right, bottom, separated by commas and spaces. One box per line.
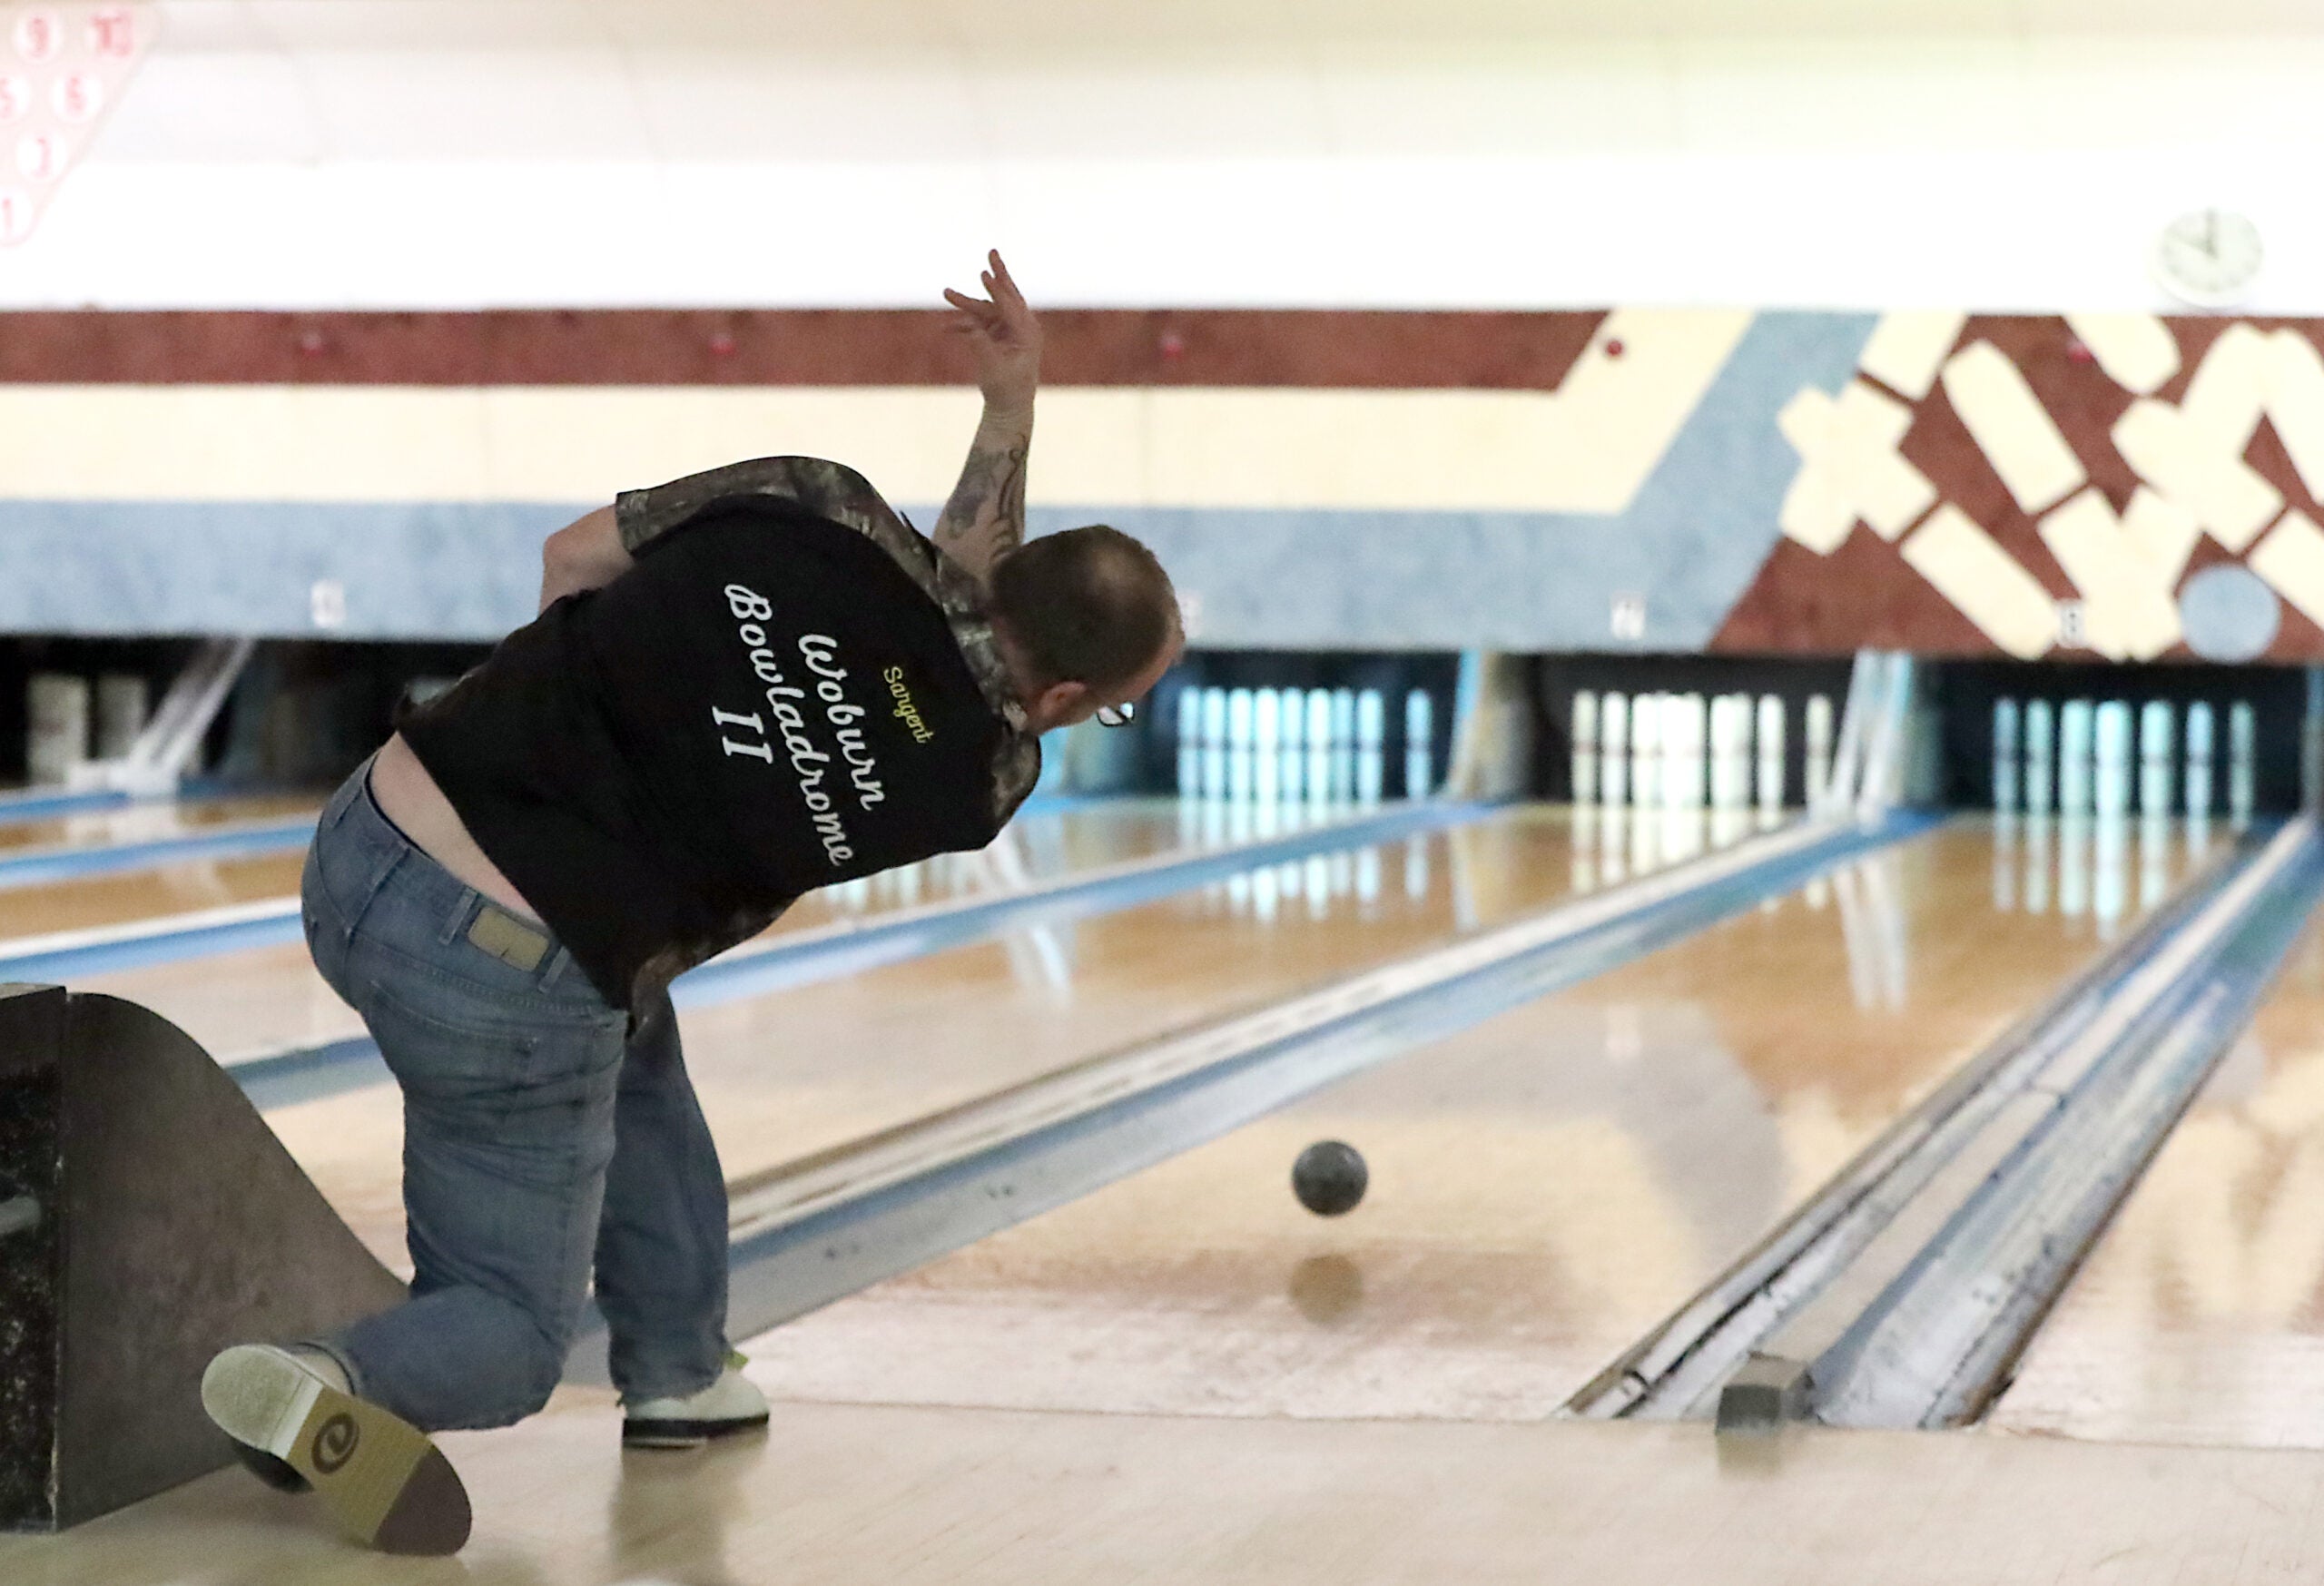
942, 250, 1041, 415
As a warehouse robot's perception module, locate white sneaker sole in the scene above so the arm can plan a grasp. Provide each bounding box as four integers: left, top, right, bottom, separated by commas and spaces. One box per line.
202, 1345, 471, 1555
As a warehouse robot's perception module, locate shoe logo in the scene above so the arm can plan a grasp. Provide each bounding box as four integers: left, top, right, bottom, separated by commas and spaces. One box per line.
311, 1413, 359, 1474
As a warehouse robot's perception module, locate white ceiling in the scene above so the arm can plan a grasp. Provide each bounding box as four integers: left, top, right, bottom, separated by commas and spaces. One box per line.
158, 0, 2324, 51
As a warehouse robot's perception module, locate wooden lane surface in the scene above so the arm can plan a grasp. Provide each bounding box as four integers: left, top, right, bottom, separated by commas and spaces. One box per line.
253, 809, 1606, 1276
0, 791, 318, 852
1987, 896, 2324, 1450
13, 1383, 2324, 1582
60, 799, 1206, 1060
737, 817, 2207, 1422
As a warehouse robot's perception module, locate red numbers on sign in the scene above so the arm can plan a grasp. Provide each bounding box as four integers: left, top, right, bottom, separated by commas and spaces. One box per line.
0, 189, 34, 245
13, 10, 60, 64
17, 132, 65, 182
87, 7, 134, 57
50, 71, 98, 121
51, 72, 99, 122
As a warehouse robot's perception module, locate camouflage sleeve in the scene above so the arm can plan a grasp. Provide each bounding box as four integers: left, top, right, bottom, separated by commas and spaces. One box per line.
613, 456, 908, 557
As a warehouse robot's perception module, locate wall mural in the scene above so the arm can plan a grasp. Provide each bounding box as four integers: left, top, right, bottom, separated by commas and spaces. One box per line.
1725, 312, 2324, 666
0, 306, 2313, 660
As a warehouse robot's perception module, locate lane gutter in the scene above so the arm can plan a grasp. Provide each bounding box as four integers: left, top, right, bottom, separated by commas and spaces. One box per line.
1569, 816, 2324, 1433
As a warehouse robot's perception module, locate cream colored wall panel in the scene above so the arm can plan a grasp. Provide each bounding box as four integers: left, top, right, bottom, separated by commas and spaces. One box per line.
2249, 510, 2324, 631
1019, 389, 1151, 508
0, 385, 493, 501
2247, 510, 2324, 632
1539, 309, 1753, 514
1778, 468, 1856, 554
2063, 312, 2179, 395
1902, 505, 2061, 660
2122, 488, 2202, 586
1856, 310, 1966, 399
2179, 321, 2270, 453
0, 378, 1751, 514
1940, 340, 2086, 515
1141, 389, 1529, 511
2263, 330, 2324, 503
1777, 386, 1833, 455
2038, 488, 2181, 661
2113, 399, 2283, 552
1832, 380, 1935, 539
480, 387, 982, 504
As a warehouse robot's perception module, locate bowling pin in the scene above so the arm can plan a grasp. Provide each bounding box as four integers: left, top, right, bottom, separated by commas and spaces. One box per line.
1253, 688, 1281, 805
1755, 694, 1786, 814
1805, 694, 1834, 810
1631, 692, 1661, 810
1176, 689, 1200, 800
94, 674, 146, 762
2093, 701, 2132, 819
1355, 690, 1385, 805
1200, 687, 1228, 802
1226, 688, 1255, 803
1665, 693, 1708, 811
1992, 697, 2020, 813
26, 674, 87, 787
2185, 701, 2215, 822
2024, 699, 2055, 814
2058, 699, 2094, 816
1571, 690, 1599, 806
1279, 687, 1305, 804
1305, 690, 1332, 805
1600, 692, 1630, 807
2138, 701, 2173, 821
2230, 701, 2257, 827
1406, 689, 1435, 800
1331, 689, 1357, 803
1709, 694, 1748, 812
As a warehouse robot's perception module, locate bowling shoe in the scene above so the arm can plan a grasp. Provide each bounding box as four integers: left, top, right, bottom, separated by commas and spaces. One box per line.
202, 1343, 472, 1555
621, 1349, 771, 1449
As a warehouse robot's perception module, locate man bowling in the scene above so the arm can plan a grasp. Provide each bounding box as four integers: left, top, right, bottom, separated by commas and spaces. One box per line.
197, 252, 1183, 1554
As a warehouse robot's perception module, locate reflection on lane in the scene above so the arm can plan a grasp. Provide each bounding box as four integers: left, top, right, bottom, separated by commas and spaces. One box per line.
67, 799, 1222, 1061
1991, 905, 2324, 1450
735, 820, 2212, 1423
262, 808, 1630, 1276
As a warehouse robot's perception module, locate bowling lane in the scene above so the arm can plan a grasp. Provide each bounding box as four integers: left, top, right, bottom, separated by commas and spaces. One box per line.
259, 807, 1620, 1275
0, 849, 307, 938
55, 798, 1213, 1059
1987, 897, 2324, 1451
735, 817, 2208, 1422
0, 791, 319, 852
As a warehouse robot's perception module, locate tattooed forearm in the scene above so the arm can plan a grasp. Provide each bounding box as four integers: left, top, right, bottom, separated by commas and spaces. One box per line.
933, 407, 1034, 582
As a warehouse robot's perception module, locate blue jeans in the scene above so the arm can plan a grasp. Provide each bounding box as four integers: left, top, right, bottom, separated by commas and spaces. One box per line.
299, 757, 732, 1431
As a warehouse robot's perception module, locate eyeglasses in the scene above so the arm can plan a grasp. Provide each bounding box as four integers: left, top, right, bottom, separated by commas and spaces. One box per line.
1095, 701, 1137, 729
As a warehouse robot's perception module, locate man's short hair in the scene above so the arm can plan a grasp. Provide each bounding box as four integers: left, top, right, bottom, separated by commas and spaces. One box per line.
989, 525, 1179, 694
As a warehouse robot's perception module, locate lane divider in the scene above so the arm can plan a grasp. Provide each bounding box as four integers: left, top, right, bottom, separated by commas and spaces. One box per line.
0, 786, 133, 824
1574, 817, 2322, 1432
561, 807, 1938, 1384
0, 814, 317, 892
221, 799, 1489, 1108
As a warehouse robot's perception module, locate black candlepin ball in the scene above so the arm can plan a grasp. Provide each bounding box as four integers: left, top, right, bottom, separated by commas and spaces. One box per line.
1291, 1139, 1368, 1217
